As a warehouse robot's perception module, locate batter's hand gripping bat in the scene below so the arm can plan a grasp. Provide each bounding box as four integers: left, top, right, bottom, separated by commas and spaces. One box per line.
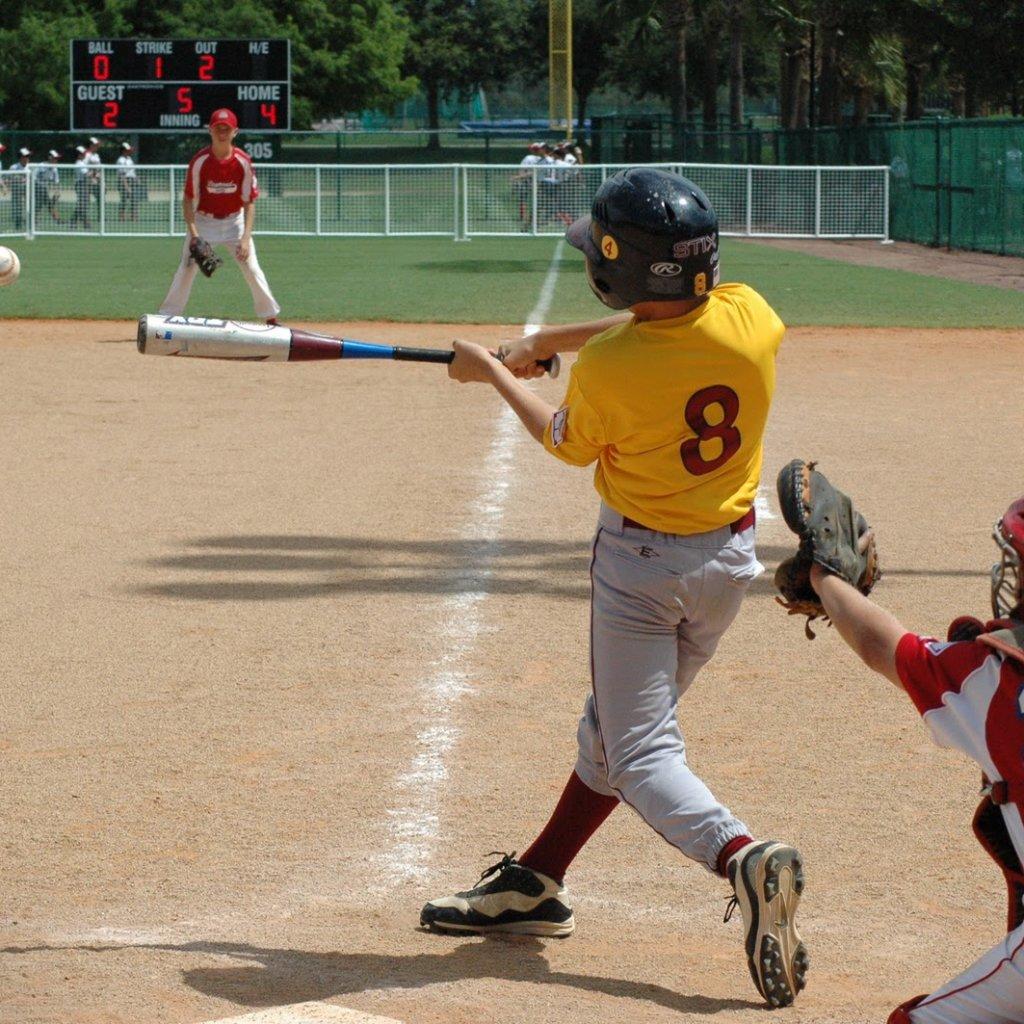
136, 315, 560, 377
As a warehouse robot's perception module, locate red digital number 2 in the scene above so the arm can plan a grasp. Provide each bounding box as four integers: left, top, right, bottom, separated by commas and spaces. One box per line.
679, 385, 741, 476
102, 101, 119, 128
198, 54, 215, 80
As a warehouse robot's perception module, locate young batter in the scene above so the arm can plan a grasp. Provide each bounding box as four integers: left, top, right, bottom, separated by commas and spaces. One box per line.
809, 495, 1024, 1023
159, 108, 280, 323
426, 168, 807, 1008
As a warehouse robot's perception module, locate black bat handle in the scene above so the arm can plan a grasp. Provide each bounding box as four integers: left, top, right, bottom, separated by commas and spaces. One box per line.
391, 346, 557, 375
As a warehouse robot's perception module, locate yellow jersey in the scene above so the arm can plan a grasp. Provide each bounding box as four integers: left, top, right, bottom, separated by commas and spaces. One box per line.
543, 282, 785, 534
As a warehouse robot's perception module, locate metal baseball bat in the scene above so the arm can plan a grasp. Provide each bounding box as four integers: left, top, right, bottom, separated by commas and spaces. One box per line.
136, 315, 560, 377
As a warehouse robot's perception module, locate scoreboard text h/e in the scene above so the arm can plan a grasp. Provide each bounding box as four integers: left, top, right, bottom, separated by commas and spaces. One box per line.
70, 39, 291, 132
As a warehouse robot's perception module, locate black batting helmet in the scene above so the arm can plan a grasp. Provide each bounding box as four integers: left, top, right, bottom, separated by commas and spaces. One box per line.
566, 168, 719, 309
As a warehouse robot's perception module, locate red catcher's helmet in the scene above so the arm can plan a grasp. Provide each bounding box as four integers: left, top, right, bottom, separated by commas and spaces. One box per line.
991, 497, 1024, 618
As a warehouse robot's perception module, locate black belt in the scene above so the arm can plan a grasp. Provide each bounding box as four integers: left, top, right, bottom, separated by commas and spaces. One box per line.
622, 508, 756, 536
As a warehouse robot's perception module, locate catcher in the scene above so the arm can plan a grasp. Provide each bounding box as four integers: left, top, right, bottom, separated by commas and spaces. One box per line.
776, 462, 1024, 1023
158, 108, 281, 324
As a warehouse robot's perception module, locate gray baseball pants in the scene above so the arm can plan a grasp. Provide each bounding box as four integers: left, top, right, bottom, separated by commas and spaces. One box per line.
574, 502, 761, 871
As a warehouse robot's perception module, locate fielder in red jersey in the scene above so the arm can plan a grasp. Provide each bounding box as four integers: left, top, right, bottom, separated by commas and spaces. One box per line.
159, 108, 280, 322
810, 498, 1024, 1024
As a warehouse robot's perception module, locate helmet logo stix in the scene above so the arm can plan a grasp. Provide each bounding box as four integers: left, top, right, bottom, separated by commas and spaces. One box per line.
650, 262, 682, 277
673, 234, 716, 259
601, 235, 619, 259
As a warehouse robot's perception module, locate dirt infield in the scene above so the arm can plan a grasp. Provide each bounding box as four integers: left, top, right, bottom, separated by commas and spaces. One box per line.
1, 318, 1023, 1024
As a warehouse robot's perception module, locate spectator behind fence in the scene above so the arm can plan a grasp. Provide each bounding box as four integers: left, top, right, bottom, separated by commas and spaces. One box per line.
70, 145, 91, 229
35, 150, 62, 223
86, 136, 102, 215
513, 141, 545, 231
10, 147, 30, 231
116, 142, 138, 222
539, 143, 574, 228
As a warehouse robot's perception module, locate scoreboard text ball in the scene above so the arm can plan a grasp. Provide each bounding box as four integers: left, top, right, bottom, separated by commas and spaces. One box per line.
70, 39, 291, 133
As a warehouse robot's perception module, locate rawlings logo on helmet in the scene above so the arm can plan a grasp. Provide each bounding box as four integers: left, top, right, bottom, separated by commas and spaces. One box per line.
650, 262, 682, 277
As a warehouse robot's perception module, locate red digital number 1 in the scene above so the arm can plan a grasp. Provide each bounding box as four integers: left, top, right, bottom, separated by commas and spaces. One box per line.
260, 103, 277, 126
102, 101, 119, 128
198, 54, 215, 80
154, 56, 164, 79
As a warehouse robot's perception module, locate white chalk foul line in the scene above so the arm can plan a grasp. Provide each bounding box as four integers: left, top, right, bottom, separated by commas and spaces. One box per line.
196, 1001, 404, 1024
380, 240, 565, 885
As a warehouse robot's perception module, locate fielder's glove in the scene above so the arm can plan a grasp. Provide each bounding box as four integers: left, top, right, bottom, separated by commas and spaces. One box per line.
189, 236, 222, 278
774, 459, 881, 638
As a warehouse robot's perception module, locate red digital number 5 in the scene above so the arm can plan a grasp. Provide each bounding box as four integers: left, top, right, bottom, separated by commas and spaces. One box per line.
679, 385, 741, 476
177, 87, 193, 114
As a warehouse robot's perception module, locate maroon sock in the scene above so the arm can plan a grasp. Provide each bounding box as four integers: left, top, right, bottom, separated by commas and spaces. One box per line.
518, 772, 620, 882
716, 835, 754, 878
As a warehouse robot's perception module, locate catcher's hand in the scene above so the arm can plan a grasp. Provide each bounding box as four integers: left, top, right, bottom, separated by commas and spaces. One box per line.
189, 236, 222, 278
774, 459, 881, 638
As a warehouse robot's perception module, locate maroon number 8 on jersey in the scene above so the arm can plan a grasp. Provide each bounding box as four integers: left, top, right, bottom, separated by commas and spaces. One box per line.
680, 385, 741, 476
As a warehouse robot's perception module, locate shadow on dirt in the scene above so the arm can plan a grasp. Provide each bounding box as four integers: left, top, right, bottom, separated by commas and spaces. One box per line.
2, 937, 763, 1015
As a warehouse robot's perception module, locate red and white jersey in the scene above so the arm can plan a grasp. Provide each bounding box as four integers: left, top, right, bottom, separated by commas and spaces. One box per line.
896, 632, 1024, 863
183, 146, 259, 218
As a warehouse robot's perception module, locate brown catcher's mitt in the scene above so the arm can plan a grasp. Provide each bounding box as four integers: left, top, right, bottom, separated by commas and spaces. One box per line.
189, 236, 222, 277
775, 459, 881, 638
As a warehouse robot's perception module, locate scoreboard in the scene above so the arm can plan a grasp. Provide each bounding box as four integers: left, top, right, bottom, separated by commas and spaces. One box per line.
70, 39, 291, 132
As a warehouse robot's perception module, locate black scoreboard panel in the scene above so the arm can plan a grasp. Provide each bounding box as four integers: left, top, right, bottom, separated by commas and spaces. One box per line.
70, 39, 291, 132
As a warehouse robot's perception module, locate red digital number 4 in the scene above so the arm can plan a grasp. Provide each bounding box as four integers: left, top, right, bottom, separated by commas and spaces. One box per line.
102, 101, 119, 128
260, 103, 277, 126
679, 385, 741, 476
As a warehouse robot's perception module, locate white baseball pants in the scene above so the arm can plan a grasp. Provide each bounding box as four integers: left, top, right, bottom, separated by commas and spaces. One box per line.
573, 503, 759, 871
906, 921, 1024, 1023
159, 211, 281, 319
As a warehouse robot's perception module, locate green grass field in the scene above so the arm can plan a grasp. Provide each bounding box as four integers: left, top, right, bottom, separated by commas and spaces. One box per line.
1, 235, 1022, 327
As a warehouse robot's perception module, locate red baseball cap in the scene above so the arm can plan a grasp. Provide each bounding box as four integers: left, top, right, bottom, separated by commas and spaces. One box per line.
208, 108, 238, 128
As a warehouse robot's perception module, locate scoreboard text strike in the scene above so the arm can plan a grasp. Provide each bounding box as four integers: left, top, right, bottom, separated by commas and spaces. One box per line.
70, 39, 291, 132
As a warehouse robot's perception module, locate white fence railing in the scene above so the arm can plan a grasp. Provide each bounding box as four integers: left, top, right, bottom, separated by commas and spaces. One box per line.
0, 162, 890, 241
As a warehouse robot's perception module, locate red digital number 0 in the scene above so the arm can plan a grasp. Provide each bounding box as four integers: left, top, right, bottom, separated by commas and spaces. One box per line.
679, 385, 741, 476
93, 55, 110, 80
102, 101, 119, 128
198, 54, 215, 80
177, 87, 193, 114
260, 103, 277, 126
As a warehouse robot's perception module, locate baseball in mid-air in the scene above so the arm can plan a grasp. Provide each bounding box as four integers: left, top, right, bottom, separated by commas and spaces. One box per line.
0, 246, 21, 287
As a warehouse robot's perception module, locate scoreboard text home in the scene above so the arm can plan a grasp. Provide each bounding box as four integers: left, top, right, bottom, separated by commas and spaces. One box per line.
70, 39, 291, 132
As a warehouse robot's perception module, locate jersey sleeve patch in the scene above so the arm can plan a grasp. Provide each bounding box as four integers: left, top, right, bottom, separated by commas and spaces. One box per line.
896, 632, 994, 716
551, 407, 568, 447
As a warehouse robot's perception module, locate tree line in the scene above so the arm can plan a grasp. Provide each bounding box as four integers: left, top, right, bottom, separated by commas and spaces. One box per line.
1, 0, 1021, 132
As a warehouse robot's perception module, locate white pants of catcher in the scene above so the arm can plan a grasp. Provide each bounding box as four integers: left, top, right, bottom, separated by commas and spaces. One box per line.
907, 920, 1024, 1023
159, 210, 281, 320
